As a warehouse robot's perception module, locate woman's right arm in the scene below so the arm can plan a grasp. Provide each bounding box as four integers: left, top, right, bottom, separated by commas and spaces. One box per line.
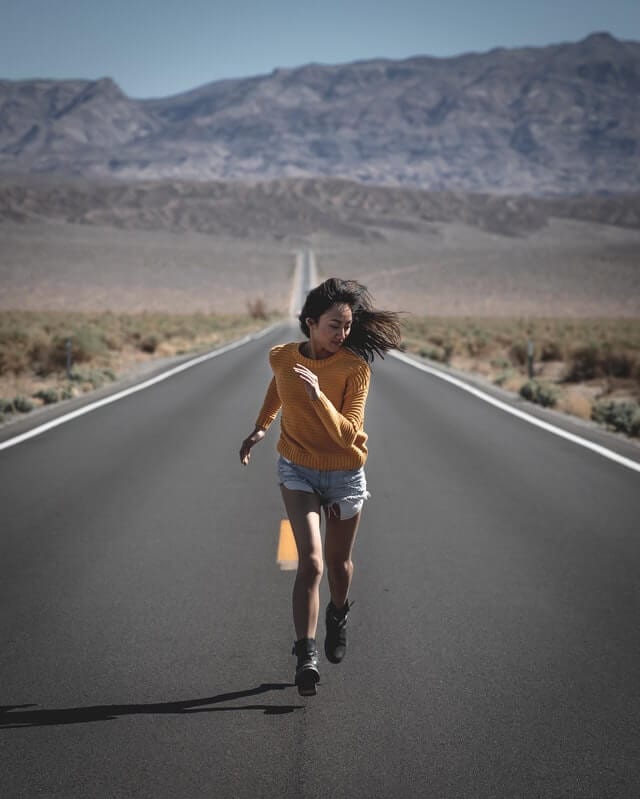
239, 426, 266, 465
239, 376, 281, 465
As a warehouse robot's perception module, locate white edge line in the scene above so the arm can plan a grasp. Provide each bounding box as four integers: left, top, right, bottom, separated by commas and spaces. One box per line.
0, 322, 283, 453
389, 349, 640, 475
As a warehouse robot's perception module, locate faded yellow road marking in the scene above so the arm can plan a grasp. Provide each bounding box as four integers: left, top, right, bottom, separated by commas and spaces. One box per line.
277, 519, 298, 571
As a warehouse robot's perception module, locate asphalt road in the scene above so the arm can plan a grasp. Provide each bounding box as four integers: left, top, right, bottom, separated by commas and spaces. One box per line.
1, 322, 639, 798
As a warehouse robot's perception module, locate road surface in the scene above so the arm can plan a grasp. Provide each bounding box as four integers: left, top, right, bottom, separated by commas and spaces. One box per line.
1, 321, 639, 798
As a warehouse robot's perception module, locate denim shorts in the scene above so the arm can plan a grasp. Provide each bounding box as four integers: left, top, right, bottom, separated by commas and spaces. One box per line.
277, 455, 370, 520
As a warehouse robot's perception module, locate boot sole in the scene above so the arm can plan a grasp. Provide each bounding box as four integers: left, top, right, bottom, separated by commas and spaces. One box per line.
295, 667, 320, 696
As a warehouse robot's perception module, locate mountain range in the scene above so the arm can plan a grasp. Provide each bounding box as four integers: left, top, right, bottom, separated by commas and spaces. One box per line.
1, 32, 639, 195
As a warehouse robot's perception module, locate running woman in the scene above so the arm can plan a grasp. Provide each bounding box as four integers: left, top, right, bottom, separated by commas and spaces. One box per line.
239, 278, 401, 696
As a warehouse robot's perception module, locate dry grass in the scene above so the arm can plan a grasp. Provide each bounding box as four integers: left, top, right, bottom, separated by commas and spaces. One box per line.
401, 316, 640, 437
0, 310, 279, 421
2, 309, 639, 439
559, 389, 595, 421
402, 317, 640, 364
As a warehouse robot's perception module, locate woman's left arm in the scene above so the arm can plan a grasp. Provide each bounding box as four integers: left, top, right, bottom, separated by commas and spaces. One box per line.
294, 362, 370, 448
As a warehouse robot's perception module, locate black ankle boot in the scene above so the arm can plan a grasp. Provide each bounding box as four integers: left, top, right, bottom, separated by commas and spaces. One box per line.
324, 599, 351, 664
292, 638, 320, 696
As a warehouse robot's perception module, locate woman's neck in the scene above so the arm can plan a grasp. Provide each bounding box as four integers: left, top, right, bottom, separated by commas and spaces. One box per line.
302, 340, 333, 360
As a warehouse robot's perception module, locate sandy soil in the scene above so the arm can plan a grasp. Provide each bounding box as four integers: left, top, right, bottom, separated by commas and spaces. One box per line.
1, 216, 639, 317
0, 222, 298, 314
309, 220, 640, 317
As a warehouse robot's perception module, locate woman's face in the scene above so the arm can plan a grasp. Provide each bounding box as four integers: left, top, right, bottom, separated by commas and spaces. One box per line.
308, 303, 353, 357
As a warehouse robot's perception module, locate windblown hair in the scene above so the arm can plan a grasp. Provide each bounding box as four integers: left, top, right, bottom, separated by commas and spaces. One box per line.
299, 278, 402, 364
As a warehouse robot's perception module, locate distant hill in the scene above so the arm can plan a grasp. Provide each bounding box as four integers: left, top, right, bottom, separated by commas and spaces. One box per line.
1, 33, 639, 195
1, 175, 639, 239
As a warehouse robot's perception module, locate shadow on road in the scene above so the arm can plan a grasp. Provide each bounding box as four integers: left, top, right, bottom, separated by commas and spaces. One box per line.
0, 683, 303, 729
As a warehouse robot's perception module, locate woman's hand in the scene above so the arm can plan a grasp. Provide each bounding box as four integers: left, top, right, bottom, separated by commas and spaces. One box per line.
293, 363, 320, 401
239, 427, 266, 465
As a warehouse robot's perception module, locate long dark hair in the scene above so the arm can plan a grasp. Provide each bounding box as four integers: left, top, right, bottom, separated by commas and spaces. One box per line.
299, 278, 402, 364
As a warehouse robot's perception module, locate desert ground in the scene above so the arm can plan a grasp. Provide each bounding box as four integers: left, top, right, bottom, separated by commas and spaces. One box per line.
310, 221, 640, 318
1, 217, 639, 317
0, 222, 296, 314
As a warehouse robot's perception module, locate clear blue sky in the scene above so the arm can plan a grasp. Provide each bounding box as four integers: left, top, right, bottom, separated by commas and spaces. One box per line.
2, 0, 639, 98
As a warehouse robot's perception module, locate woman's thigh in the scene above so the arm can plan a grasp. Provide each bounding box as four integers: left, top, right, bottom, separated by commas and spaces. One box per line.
280, 486, 323, 559
324, 510, 361, 565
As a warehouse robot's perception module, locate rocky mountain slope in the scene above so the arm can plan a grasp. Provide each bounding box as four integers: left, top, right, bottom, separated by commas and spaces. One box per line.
1, 33, 638, 194
1, 175, 639, 239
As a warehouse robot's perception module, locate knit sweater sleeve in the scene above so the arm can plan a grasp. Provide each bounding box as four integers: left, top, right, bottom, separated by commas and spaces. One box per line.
312, 361, 370, 448
255, 376, 281, 430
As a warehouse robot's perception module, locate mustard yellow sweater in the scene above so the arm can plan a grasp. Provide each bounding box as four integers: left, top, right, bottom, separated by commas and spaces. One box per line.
255, 342, 371, 469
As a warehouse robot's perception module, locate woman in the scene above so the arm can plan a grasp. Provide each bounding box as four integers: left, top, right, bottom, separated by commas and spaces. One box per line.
239, 278, 401, 696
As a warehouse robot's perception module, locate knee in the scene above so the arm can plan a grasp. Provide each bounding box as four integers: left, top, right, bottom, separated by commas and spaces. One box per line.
326, 556, 353, 579
297, 553, 324, 584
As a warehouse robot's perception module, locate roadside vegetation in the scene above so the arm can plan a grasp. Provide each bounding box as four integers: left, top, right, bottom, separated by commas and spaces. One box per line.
401, 317, 640, 439
0, 306, 278, 424
2, 311, 639, 441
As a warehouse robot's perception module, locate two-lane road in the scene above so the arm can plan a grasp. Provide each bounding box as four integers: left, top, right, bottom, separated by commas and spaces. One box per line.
2, 322, 639, 798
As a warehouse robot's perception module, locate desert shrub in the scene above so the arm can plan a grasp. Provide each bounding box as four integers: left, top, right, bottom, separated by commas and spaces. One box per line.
0, 398, 14, 414
466, 332, 490, 356
49, 338, 74, 369
69, 368, 116, 389
247, 298, 268, 320
565, 343, 638, 382
602, 349, 636, 379
0, 343, 30, 375
13, 395, 35, 413
420, 346, 446, 362
540, 339, 563, 361
509, 341, 528, 367
592, 401, 640, 437
139, 335, 159, 354
0, 327, 29, 347
442, 342, 454, 364
75, 327, 109, 360
104, 333, 122, 350
51, 327, 108, 368
29, 333, 55, 376
86, 371, 107, 389
34, 388, 59, 404
0, 324, 29, 374
519, 380, 558, 408
494, 369, 515, 387
163, 325, 194, 341
565, 344, 600, 381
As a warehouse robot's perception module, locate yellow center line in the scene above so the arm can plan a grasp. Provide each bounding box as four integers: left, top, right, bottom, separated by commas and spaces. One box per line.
277, 519, 298, 571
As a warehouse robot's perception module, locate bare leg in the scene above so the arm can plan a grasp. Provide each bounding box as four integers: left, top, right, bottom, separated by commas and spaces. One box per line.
324, 509, 361, 610
280, 486, 323, 640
